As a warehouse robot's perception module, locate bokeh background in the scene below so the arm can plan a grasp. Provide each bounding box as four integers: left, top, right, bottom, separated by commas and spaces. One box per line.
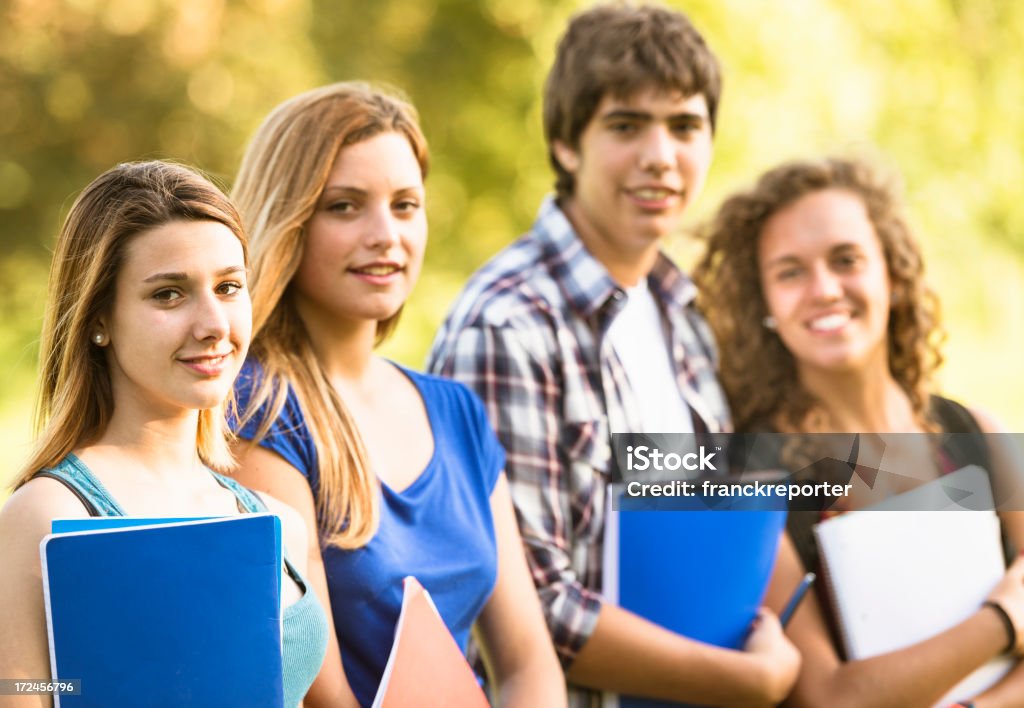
3, 0, 1024, 489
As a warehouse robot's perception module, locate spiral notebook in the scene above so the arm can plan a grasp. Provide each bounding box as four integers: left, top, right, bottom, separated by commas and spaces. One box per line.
814, 466, 1014, 705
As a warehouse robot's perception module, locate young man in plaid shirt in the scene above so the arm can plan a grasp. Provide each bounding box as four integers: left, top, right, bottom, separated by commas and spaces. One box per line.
428, 4, 800, 705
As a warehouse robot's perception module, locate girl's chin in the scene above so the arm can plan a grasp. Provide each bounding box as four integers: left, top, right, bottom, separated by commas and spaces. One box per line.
797, 355, 874, 376
182, 385, 235, 411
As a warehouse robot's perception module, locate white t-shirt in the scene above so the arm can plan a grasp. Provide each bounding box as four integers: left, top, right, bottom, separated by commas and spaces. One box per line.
606, 279, 693, 434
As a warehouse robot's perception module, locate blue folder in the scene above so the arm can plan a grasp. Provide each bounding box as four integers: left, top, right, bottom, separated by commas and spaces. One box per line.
51, 517, 214, 532
40, 514, 284, 708
608, 493, 786, 708
50, 516, 283, 599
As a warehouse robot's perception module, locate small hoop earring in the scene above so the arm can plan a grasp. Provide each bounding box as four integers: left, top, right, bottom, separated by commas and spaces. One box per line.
762, 316, 777, 330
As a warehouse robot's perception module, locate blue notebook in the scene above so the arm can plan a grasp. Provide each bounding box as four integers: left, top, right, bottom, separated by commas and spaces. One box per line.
40, 514, 284, 708
50, 516, 284, 599
603, 488, 787, 708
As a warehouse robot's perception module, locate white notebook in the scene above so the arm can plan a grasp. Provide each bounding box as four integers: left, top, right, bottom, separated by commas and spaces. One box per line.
814, 466, 1014, 705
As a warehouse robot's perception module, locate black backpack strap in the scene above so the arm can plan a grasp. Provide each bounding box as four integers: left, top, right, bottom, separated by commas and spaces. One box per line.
930, 396, 991, 471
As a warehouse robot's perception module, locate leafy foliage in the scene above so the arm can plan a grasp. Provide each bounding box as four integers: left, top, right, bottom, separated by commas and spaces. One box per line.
2, 0, 1023, 477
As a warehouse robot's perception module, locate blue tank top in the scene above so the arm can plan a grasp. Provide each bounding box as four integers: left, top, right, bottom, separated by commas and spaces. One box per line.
35, 454, 328, 708
234, 360, 505, 707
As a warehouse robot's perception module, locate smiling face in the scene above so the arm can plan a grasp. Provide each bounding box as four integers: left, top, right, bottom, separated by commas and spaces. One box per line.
553, 88, 713, 285
293, 131, 427, 337
101, 219, 251, 417
758, 188, 892, 377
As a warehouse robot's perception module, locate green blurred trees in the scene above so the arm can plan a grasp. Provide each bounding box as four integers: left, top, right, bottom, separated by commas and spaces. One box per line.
2, 0, 1024, 473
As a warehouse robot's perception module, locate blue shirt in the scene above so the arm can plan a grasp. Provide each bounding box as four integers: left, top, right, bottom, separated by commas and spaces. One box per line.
233, 360, 504, 707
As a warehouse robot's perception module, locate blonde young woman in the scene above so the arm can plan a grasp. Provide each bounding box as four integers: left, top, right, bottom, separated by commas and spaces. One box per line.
696, 157, 1024, 707
0, 161, 328, 708
229, 83, 565, 708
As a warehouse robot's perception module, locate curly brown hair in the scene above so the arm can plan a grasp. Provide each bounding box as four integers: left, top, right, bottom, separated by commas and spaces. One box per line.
694, 157, 944, 432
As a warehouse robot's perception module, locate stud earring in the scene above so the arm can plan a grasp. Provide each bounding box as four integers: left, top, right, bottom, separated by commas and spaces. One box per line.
93, 333, 105, 345
762, 316, 777, 330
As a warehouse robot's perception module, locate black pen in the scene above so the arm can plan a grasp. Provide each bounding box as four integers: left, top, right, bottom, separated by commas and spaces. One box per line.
779, 572, 816, 627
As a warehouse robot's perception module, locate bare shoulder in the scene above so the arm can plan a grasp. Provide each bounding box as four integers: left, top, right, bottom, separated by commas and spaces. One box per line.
0, 477, 90, 546
232, 445, 313, 508
254, 491, 310, 573
230, 443, 320, 538
233, 442, 297, 484
0, 478, 89, 606
968, 406, 1008, 434
0, 477, 91, 587
0, 479, 91, 686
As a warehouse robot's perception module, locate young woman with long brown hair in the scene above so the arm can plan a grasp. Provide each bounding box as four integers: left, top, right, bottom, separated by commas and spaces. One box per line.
0, 161, 328, 707
230, 82, 565, 708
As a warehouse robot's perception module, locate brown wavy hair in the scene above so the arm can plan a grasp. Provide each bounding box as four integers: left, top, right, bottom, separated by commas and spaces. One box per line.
694, 157, 943, 432
231, 82, 429, 549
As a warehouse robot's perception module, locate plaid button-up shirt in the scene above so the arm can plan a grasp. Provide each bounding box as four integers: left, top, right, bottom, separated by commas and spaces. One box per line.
427, 197, 731, 707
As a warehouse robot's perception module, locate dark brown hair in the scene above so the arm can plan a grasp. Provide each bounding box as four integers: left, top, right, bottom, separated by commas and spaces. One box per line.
694, 157, 943, 432
544, 2, 722, 198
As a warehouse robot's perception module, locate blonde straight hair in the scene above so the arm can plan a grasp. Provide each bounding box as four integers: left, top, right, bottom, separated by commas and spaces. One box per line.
15, 161, 248, 489
231, 82, 429, 549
